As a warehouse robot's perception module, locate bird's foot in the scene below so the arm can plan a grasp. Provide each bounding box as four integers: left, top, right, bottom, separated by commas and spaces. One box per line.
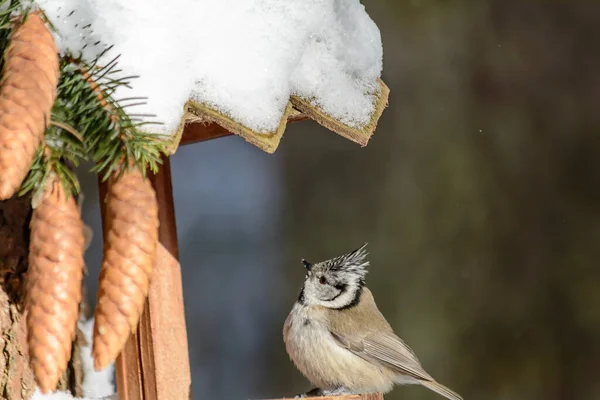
295, 387, 358, 397
321, 387, 359, 396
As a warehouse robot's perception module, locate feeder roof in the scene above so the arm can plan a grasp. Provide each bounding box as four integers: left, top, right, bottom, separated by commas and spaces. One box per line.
39, 0, 389, 153
169, 78, 389, 154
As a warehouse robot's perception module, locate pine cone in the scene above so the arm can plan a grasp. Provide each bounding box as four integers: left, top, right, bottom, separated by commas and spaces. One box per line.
27, 177, 85, 393
93, 167, 159, 370
0, 12, 59, 200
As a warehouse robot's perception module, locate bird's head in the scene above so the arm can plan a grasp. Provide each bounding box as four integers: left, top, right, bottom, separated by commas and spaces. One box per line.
298, 243, 369, 309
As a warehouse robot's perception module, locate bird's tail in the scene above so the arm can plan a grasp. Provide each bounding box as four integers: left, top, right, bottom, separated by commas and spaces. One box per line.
420, 380, 463, 400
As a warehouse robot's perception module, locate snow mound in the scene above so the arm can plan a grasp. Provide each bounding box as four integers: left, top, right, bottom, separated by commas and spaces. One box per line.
31, 318, 116, 400
38, 0, 383, 135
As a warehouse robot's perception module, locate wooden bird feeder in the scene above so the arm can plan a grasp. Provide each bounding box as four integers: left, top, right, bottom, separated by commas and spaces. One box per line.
0, 6, 390, 399
98, 83, 390, 400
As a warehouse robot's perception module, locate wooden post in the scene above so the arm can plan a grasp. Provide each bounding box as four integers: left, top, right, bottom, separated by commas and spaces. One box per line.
99, 157, 191, 400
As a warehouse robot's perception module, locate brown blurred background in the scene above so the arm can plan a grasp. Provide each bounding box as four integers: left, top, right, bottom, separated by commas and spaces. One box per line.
79, 1, 600, 399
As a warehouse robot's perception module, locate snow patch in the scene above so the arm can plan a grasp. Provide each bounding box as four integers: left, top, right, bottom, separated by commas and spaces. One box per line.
32, 318, 116, 400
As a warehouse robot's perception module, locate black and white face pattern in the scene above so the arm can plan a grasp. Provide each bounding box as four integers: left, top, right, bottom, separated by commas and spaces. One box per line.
298, 243, 369, 310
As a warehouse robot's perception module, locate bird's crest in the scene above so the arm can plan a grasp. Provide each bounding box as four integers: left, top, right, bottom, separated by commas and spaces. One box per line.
323, 243, 369, 279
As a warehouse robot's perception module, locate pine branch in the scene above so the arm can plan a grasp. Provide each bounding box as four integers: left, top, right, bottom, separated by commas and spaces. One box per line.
19, 119, 85, 201
0, 1, 22, 71
62, 54, 169, 181
8, 11, 170, 199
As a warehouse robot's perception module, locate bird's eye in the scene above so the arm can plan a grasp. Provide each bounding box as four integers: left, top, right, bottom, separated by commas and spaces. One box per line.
319, 276, 327, 285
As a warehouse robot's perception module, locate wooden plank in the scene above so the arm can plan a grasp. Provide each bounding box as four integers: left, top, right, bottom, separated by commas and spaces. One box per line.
114, 333, 144, 400
144, 156, 192, 400
98, 157, 192, 400
267, 394, 383, 400
98, 180, 145, 400
137, 298, 157, 399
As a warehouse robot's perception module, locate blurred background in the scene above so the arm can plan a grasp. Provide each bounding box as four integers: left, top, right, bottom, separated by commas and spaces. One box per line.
77, 1, 600, 399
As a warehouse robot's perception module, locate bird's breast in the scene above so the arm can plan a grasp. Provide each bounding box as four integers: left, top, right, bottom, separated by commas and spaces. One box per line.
283, 303, 395, 392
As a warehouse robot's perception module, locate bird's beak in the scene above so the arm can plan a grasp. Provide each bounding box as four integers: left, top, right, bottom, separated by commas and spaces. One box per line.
301, 259, 313, 271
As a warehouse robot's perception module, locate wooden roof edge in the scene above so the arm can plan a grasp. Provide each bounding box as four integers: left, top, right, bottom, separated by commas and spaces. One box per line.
165, 79, 389, 153
181, 100, 294, 153
264, 394, 382, 400
291, 78, 390, 147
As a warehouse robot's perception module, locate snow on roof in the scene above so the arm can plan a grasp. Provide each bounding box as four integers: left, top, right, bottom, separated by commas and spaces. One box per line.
38, 0, 388, 153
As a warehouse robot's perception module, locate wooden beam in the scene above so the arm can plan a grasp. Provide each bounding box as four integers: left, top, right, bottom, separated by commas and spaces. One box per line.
144, 157, 192, 399
179, 109, 308, 146
179, 120, 233, 146
269, 394, 382, 400
98, 157, 192, 400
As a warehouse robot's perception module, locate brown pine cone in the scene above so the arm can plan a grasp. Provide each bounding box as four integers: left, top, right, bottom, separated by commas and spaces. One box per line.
0, 12, 59, 200
93, 167, 159, 370
27, 177, 85, 393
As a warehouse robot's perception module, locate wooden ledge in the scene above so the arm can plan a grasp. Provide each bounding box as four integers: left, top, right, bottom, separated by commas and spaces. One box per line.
265, 393, 382, 400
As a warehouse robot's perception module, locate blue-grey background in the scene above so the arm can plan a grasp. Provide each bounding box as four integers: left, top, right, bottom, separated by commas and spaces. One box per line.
78, 1, 600, 399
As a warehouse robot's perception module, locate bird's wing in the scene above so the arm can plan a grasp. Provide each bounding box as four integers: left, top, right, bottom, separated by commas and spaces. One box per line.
330, 329, 434, 382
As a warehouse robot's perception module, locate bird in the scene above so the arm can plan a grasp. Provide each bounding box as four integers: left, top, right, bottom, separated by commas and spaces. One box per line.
283, 243, 462, 399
